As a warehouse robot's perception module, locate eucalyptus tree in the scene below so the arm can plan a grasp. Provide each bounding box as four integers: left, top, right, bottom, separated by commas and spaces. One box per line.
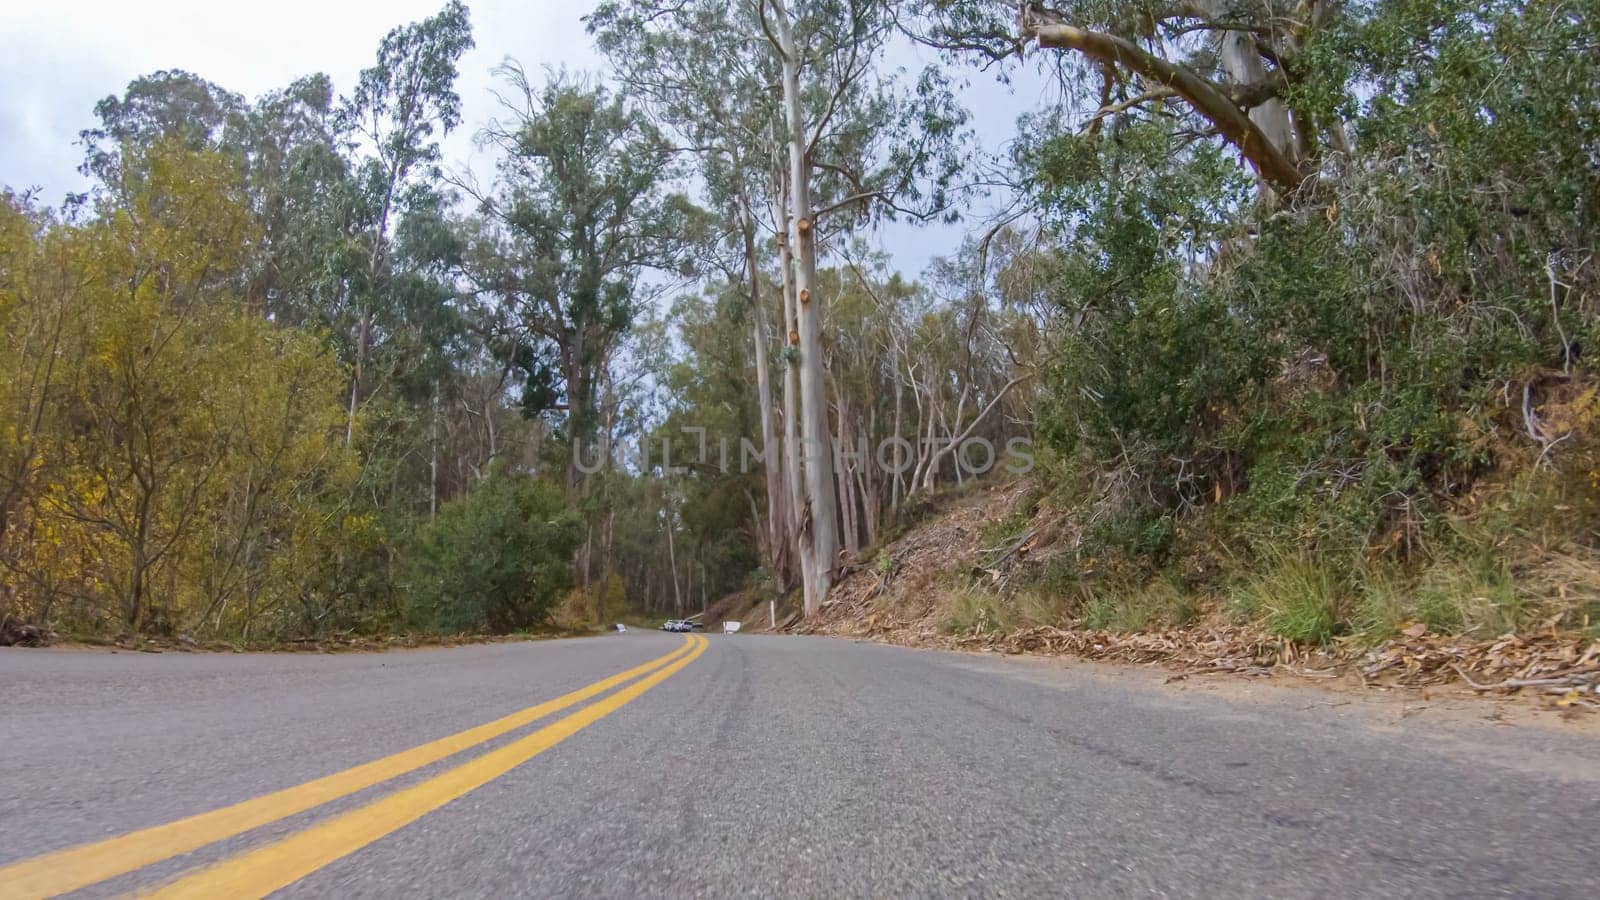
337, 0, 473, 445
464, 67, 702, 491
67, 27, 474, 589
78, 69, 249, 192
913, 0, 1351, 195
76, 70, 323, 315
594, 0, 966, 614
589, 0, 794, 584
761, 0, 968, 612
239, 74, 354, 326
79, 70, 355, 331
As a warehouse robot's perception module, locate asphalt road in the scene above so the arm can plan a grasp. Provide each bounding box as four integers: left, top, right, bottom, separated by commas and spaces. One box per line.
2, 631, 1597, 898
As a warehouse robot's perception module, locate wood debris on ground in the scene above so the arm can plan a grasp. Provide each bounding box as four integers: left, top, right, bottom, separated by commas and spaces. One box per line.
787, 481, 1600, 710
920, 624, 1600, 704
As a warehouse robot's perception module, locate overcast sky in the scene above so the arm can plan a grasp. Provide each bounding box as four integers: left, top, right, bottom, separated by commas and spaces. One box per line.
0, 1, 1053, 278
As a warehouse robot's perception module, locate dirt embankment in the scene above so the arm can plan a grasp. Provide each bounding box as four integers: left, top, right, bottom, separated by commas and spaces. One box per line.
781, 481, 1600, 714
795, 484, 1001, 640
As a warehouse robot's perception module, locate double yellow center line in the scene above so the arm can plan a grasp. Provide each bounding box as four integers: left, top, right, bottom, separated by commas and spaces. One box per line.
1, 634, 706, 898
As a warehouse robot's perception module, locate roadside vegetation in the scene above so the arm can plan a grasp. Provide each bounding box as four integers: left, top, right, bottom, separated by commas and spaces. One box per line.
923, 0, 1600, 660
3, 1, 1598, 669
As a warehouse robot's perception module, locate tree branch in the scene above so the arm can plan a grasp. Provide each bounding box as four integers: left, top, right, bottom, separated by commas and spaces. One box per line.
1084, 87, 1177, 129
1024, 19, 1306, 190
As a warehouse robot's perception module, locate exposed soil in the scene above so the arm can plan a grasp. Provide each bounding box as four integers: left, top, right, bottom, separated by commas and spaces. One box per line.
796, 482, 1006, 639
781, 481, 1600, 716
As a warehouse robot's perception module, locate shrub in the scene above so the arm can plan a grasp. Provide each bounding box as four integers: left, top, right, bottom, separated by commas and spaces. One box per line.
1018, 0, 1600, 647
1229, 555, 1348, 645
942, 588, 1013, 635
402, 471, 579, 633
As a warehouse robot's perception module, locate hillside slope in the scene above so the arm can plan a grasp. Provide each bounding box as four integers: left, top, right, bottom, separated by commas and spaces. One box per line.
784, 479, 1600, 709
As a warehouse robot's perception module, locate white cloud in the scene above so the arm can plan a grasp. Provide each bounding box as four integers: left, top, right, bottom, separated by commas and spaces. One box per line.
0, 1, 597, 198
0, 1, 1041, 277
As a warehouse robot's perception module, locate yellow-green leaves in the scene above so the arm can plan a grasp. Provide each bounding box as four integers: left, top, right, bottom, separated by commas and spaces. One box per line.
0, 146, 352, 637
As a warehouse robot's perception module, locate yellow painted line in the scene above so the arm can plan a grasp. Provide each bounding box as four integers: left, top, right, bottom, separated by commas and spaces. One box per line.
146, 634, 708, 899
0, 635, 696, 899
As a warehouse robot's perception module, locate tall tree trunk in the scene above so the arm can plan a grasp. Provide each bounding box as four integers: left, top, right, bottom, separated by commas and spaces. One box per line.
581, 523, 594, 590
832, 382, 860, 557
563, 355, 591, 492
860, 405, 879, 546
773, 0, 838, 615
346, 169, 398, 446
1199, 0, 1296, 174
739, 186, 786, 578
683, 554, 694, 617
666, 511, 682, 616
890, 338, 905, 512
775, 164, 814, 599
746, 488, 770, 571
345, 309, 369, 447
598, 508, 616, 625
429, 387, 439, 522
485, 399, 497, 466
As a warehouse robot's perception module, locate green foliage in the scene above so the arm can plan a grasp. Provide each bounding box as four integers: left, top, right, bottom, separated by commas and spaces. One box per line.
942, 588, 1014, 635
1018, 0, 1600, 643
1083, 577, 1203, 633
1228, 556, 1348, 645
469, 68, 701, 466
1031, 124, 1264, 484
0, 144, 357, 637
402, 471, 580, 633
0, 4, 510, 642
343, 1, 473, 168
9, 0, 1599, 650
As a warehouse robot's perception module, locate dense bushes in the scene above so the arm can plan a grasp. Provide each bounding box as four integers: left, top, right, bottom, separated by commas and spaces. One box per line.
1021, 0, 1600, 642
402, 471, 579, 633
0, 149, 360, 639
0, 144, 583, 642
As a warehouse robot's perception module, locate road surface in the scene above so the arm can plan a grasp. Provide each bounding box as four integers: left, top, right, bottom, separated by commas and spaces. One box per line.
1, 631, 1596, 898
